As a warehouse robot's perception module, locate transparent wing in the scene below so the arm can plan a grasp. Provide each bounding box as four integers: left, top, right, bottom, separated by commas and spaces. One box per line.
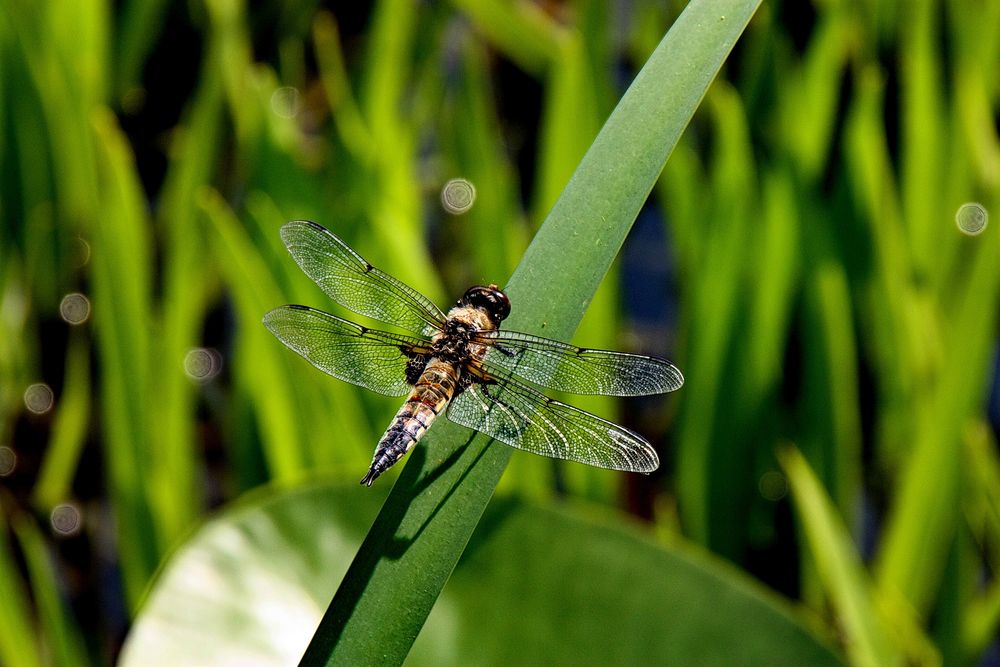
263, 305, 431, 397
280, 220, 446, 335
474, 330, 684, 396
446, 370, 659, 473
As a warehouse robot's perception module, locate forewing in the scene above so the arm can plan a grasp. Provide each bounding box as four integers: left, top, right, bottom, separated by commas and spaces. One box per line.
263, 305, 430, 397
476, 330, 684, 396
446, 373, 659, 473
280, 220, 446, 335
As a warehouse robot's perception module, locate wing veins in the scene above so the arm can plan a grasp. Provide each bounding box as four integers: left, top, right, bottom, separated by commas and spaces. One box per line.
281, 221, 446, 335
263, 305, 427, 397
475, 329, 684, 396
448, 366, 659, 472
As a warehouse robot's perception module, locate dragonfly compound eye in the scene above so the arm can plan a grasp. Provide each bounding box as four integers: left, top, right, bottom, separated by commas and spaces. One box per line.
462, 285, 510, 322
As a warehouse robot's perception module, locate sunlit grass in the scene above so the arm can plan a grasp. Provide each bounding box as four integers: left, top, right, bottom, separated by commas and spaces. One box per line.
0, 0, 998, 664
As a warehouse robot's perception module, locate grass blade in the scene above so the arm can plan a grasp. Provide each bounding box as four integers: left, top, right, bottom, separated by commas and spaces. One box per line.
779, 447, 903, 667
11, 513, 90, 667
32, 333, 90, 510
299, 1, 762, 663
90, 109, 160, 610
0, 504, 42, 667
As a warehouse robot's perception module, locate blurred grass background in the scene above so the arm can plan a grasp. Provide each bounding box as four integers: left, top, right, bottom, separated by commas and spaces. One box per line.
0, 0, 998, 665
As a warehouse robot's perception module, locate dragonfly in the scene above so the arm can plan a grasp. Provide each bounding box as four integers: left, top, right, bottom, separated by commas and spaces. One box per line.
263, 221, 684, 486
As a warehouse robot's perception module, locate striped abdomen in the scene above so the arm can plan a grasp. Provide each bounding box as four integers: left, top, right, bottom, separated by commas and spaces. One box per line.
360, 359, 461, 486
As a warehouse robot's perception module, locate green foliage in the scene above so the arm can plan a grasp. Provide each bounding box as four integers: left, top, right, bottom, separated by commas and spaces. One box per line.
120, 481, 842, 666
0, 0, 998, 665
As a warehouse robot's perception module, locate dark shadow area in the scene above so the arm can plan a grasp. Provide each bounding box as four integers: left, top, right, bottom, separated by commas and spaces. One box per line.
298, 429, 488, 665
382, 434, 493, 558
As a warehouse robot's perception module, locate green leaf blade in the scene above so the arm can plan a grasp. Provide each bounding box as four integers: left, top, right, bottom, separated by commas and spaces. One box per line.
301, 1, 763, 664
121, 482, 843, 666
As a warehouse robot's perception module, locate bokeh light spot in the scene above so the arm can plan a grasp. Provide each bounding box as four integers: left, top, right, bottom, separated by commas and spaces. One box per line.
51, 504, 82, 536
441, 178, 476, 214
956, 202, 988, 235
184, 348, 223, 382
0, 446, 15, 476
73, 236, 91, 267
270, 86, 301, 119
758, 470, 787, 501
24, 383, 54, 414
60, 292, 91, 324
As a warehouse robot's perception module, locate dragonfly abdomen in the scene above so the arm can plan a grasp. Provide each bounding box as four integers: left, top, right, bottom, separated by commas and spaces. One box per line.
360, 360, 460, 486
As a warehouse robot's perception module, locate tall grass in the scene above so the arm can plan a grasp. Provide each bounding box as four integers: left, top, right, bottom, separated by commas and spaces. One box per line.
0, 0, 997, 665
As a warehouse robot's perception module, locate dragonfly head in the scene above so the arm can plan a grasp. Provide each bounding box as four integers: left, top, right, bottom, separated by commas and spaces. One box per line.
460, 284, 510, 325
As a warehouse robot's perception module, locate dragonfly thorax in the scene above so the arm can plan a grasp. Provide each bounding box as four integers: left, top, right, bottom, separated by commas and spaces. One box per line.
432, 305, 495, 364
